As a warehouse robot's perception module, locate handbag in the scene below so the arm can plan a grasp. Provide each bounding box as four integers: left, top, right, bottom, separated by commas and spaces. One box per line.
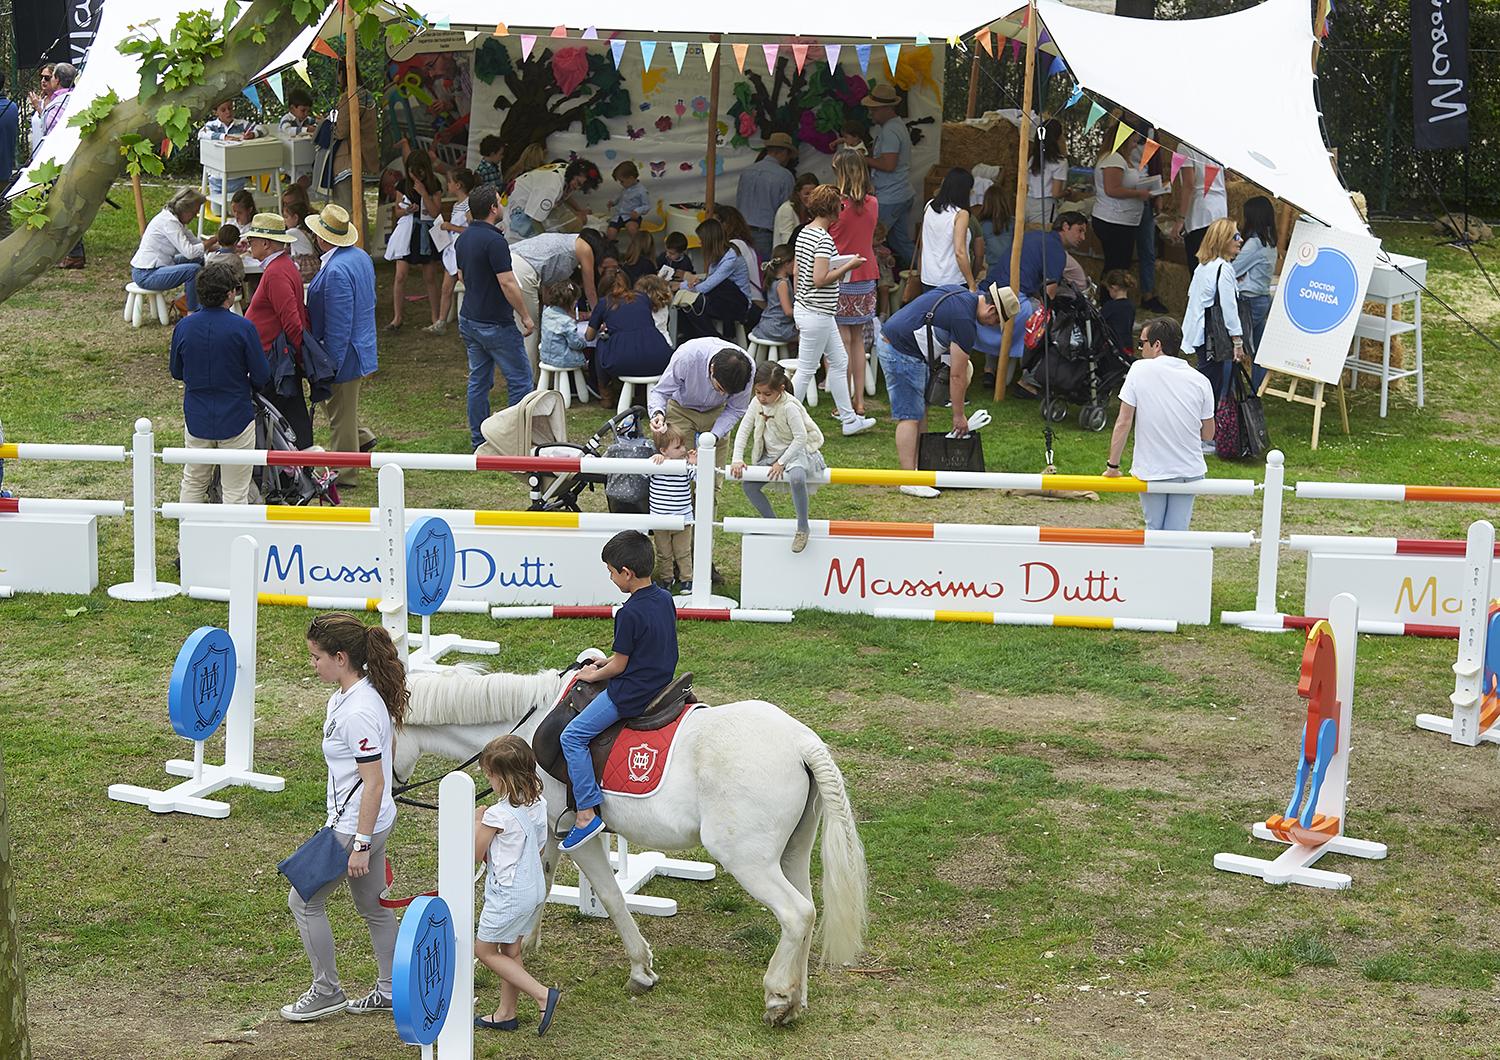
1214, 380, 1245, 459
278, 777, 363, 902
1235, 365, 1271, 458
1203, 262, 1235, 363
900, 204, 927, 305
918, 289, 966, 407
918, 431, 985, 473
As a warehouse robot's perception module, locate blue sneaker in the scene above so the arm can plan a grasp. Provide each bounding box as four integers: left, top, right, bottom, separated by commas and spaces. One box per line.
559, 816, 605, 851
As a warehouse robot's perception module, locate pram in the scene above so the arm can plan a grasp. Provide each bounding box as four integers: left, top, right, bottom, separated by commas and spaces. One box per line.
209, 393, 341, 505
1019, 283, 1134, 432
476, 389, 655, 512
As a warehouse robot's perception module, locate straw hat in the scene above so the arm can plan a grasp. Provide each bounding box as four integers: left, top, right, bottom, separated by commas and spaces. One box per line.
987, 282, 1021, 322
862, 84, 901, 109
763, 132, 796, 152
243, 212, 295, 244
305, 203, 359, 247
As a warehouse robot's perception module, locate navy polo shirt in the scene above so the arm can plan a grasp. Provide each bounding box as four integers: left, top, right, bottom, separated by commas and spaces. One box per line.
885, 287, 979, 361
608, 584, 679, 717
169, 307, 273, 439
986, 230, 1066, 298
455, 220, 516, 326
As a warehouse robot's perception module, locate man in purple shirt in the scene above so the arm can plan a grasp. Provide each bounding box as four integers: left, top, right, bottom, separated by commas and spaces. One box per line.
647, 336, 754, 473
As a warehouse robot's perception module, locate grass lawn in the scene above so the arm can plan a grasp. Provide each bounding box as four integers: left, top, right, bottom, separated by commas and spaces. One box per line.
3, 183, 1500, 1059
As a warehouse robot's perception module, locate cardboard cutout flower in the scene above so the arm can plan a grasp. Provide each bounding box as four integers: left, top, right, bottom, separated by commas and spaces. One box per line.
552, 46, 590, 97
738, 112, 756, 137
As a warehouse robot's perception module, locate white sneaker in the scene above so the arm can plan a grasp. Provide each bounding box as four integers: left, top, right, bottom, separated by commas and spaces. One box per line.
900, 484, 941, 498
840, 414, 876, 436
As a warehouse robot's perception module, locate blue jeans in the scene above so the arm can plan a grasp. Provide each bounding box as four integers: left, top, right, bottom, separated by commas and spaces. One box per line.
507, 213, 541, 240
1136, 201, 1156, 296
459, 317, 532, 447
1139, 476, 1200, 531
1244, 294, 1271, 391
876, 334, 928, 422
560, 688, 626, 812
879, 197, 915, 272
132, 262, 203, 312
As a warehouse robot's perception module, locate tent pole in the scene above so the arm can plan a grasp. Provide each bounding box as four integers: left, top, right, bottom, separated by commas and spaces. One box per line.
966, 50, 981, 118
705, 34, 723, 213
343, 6, 366, 248
131, 173, 146, 234
994, 0, 1038, 402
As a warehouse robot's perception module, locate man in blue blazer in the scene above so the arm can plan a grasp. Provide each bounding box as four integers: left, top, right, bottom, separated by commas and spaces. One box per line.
306, 204, 378, 486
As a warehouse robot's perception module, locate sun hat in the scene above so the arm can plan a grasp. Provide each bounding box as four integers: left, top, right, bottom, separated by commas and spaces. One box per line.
763, 132, 796, 152
305, 203, 359, 247
861, 84, 901, 109
243, 212, 296, 244
987, 282, 1021, 322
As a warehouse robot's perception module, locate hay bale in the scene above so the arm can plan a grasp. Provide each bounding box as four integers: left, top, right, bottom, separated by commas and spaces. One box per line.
940, 118, 1020, 183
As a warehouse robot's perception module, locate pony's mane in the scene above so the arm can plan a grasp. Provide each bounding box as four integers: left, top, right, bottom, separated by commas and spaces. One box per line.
405, 665, 566, 726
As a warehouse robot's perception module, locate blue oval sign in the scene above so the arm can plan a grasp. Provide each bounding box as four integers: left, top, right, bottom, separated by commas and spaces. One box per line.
392, 894, 455, 1045
405, 516, 456, 616
167, 627, 237, 740
1281, 244, 1359, 336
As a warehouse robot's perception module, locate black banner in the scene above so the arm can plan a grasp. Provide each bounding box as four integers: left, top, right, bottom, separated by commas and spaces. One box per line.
11, 0, 104, 68
67, 0, 106, 68
1412, 0, 1470, 150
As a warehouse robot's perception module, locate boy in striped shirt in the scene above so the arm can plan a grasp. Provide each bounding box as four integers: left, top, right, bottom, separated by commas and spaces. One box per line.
648, 427, 697, 592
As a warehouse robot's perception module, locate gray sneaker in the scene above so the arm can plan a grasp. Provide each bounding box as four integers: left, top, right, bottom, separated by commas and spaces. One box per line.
347, 990, 393, 1016
280, 987, 347, 1022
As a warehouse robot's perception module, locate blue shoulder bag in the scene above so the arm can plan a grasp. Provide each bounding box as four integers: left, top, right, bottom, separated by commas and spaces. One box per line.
278, 777, 363, 901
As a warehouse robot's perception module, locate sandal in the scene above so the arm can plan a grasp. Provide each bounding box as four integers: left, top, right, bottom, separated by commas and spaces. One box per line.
384, 320, 403, 332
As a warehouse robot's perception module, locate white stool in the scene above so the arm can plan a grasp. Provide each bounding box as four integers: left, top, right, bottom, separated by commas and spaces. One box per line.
616, 374, 662, 415
746, 333, 792, 367
864, 343, 880, 397
123, 282, 174, 328
447, 280, 465, 323
538, 364, 590, 408
777, 357, 817, 407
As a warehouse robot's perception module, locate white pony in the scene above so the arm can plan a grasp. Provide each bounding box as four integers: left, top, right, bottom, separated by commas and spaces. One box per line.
398, 655, 868, 1025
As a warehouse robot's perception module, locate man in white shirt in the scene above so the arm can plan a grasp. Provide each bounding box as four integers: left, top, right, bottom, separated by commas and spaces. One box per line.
1102, 318, 1215, 531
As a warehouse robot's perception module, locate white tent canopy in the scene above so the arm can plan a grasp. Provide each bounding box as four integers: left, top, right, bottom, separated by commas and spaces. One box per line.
1036, 0, 1367, 234
7, 5, 315, 198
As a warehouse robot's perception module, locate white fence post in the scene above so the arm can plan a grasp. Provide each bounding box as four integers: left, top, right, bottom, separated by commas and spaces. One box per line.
108, 417, 180, 601
435, 771, 475, 1060
1250, 449, 1285, 625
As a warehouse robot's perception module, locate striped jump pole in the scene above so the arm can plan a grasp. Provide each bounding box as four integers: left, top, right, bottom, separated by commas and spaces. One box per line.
159, 447, 692, 478
733, 465, 1256, 496
1221, 610, 1458, 639
871, 608, 1178, 632
722, 518, 1252, 550
1295, 482, 1500, 503
163, 503, 686, 534
0, 497, 125, 517
1288, 535, 1500, 558
0, 442, 126, 462
489, 605, 794, 623
187, 586, 491, 615
110, 418, 179, 602
1416, 520, 1499, 744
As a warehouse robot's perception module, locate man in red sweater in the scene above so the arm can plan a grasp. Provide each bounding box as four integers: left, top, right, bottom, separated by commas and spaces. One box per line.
244, 212, 314, 447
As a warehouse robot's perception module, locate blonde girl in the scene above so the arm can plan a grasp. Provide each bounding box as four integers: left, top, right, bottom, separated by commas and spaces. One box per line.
473, 735, 560, 1035
830, 147, 879, 413
729, 360, 827, 553
281, 613, 410, 1023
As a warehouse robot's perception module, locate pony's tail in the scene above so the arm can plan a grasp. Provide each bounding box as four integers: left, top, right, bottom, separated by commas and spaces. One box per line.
801, 737, 868, 967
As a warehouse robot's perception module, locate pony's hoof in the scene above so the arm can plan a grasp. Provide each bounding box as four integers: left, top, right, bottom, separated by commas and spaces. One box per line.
763, 997, 800, 1027
626, 973, 657, 995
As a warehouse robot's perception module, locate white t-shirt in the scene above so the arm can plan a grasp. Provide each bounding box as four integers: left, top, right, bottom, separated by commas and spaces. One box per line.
482, 797, 549, 887
1027, 157, 1069, 201
1091, 153, 1147, 226
1118, 355, 1215, 481
321, 677, 397, 835
504, 164, 567, 233
1182, 147, 1227, 233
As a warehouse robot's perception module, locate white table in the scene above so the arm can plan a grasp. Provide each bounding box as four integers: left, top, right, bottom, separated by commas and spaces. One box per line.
1344, 253, 1425, 418
199, 138, 284, 236
277, 134, 316, 183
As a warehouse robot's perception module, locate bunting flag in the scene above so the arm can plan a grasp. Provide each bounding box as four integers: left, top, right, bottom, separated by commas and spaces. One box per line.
1010, 38, 1022, 61
310, 36, 340, 60
1038, 28, 1051, 45
1084, 100, 1106, 132
856, 43, 872, 73
1203, 163, 1221, 193
1169, 151, 1187, 182
978, 28, 994, 55
1139, 139, 1160, 170
1111, 121, 1133, 153
293, 59, 312, 86
703, 41, 719, 72
266, 71, 284, 102
763, 42, 779, 70
550, 25, 567, 37
434, 19, 450, 30
792, 43, 809, 72
162, 137, 173, 158
610, 39, 627, 67
672, 41, 688, 72
1064, 84, 1084, 109
732, 42, 750, 72
1047, 55, 1066, 77
241, 84, 261, 110
824, 43, 841, 69
493, 22, 508, 36
463, 30, 480, 44
582, 26, 598, 39
885, 42, 901, 72
521, 34, 537, 60
640, 39, 656, 68
916, 35, 930, 46
1020, 6, 1031, 26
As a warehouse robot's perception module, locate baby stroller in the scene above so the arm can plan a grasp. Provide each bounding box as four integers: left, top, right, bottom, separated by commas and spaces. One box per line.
1020, 283, 1134, 432
476, 390, 655, 512
210, 393, 342, 505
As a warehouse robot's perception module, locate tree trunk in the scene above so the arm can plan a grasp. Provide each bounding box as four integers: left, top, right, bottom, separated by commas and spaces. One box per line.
0, 0, 314, 305
0, 747, 29, 1060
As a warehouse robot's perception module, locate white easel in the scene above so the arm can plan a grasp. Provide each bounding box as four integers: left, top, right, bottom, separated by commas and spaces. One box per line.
1415, 520, 1499, 745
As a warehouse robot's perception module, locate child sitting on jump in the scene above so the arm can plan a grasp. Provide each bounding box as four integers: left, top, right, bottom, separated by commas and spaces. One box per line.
648, 426, 698, 591
473, 734, 561, 1036
730, 360, 826, 554
558, 531, 679, 851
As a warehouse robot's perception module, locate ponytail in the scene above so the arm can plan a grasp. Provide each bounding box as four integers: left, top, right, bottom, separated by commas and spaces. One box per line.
307, 612, 409, 728
753, 358, 792, 393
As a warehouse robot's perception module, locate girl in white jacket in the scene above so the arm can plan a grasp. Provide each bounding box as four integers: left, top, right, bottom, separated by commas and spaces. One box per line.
729, 361, 827, 554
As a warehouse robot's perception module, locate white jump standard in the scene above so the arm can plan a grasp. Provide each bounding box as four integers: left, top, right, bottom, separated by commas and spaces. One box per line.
1214, 592, 1387, 890
1415, 520, 1500, 745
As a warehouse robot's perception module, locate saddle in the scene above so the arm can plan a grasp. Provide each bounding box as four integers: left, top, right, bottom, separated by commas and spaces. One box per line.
533, 672, 697, 807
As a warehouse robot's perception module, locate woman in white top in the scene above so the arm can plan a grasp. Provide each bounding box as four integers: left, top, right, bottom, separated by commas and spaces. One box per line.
281, 612, 408, 1023
793, 185, 875, 435
1091, 125, 1161, 274
130, 187, 215, 312
918, 167, 976, 292
772, 174, 817, 258
1181, 217, 1245, 402
1025, 119, 1069, 227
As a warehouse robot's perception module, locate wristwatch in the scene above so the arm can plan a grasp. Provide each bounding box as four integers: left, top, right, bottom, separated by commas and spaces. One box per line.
351, 840, 373, 853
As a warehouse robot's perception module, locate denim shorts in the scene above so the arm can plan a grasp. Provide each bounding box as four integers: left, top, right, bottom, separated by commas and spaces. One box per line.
876, 335, 929, 421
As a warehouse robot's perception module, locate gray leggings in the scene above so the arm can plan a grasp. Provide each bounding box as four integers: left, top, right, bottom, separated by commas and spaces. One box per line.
742, 465, 810, 531
288, 824, 396, 997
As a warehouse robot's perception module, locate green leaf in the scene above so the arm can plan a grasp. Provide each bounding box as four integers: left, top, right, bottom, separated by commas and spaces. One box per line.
583, 117, 610, 146
64, 607, 88, 618
65, 89, 121, 136
358, 13, 382, 48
